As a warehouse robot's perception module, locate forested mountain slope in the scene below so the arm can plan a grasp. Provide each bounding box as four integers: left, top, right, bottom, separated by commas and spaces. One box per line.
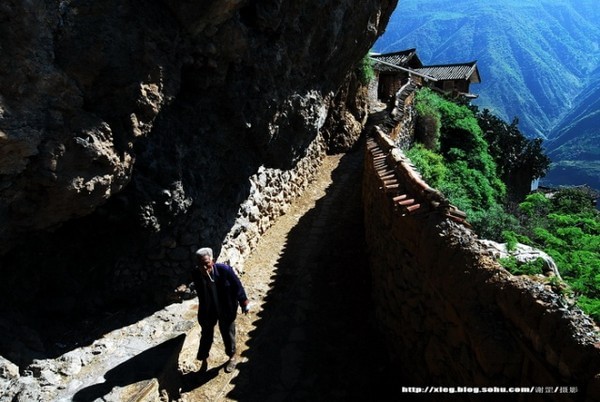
374, 0, 600, 189
543, 67, 600, 189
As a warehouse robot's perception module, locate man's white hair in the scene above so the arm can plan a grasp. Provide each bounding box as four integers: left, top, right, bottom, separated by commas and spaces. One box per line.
196, 247, 213, 259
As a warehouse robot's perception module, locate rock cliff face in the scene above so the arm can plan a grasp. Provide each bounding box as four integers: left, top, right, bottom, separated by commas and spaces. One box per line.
0, 0, 396, 319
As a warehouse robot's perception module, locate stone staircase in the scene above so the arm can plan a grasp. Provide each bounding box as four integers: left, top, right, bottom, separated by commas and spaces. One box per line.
390, 79, 417, 123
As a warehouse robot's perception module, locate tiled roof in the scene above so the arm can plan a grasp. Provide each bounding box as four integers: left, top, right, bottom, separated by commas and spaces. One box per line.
413, 62, 480, 83
370, 49, 422, 71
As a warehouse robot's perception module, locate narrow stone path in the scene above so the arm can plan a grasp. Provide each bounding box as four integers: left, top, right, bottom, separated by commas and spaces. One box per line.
179, 142, 394, 401
3, 134, 394, 402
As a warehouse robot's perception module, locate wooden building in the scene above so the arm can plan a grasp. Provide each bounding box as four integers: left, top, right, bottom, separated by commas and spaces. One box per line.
413, 61, 481, 99
370, 49, 481, 102
370, 49, 422, 102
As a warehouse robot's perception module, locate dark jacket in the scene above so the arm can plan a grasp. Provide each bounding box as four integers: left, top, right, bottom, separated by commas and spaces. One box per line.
191, 263, 248, 322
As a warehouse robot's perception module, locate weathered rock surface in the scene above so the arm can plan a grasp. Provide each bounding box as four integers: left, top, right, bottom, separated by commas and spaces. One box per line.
479, 239, 563, 279
0, 299, 196, 402
0, 0, 397, 394
0, 0, 395, 252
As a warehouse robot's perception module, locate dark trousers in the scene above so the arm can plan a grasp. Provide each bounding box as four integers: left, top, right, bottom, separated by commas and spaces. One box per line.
197, 316, 237, 360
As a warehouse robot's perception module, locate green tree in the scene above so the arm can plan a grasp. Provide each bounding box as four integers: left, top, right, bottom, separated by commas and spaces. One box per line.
409, 89, 600, 323
551, 187, 597, 214
476, 109, 550, 201
408, 89, 513, 240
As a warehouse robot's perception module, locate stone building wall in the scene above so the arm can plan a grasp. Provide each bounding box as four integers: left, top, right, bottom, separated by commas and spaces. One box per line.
362, 127, 600, 400
368, 71, 380, 103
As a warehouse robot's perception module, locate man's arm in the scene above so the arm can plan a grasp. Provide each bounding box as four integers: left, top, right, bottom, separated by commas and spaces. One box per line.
222, 264, 250, 313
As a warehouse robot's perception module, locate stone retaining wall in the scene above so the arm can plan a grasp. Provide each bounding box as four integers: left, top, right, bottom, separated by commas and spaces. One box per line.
220, 135, 327, 271
362, 127, 600, 400
112, 132, 329, 300
131, 75, 371, 300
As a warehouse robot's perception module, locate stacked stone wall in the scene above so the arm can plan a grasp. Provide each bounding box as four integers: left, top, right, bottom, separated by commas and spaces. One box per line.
362, 127, 600, 400
113, 133, 328, 298
220, 135, 327, 270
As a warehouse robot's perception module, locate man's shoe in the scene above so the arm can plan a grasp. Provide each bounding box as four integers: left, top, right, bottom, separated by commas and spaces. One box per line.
198, 359, 208, 373
224, 357, 237, 373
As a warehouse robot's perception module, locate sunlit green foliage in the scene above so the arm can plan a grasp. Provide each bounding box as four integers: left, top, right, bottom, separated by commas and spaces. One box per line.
514, 190, 600, 321
405, 144, 447, 185
409, 89, 510, 239
414, 89, 442, 151
407, 89, 600, 322
499, 256, 545, 276
552, 187, 598, 214
357, 54, 375, 85
576, 297, 600, 322
477, 110, 550, 188
518, 192, 551, 217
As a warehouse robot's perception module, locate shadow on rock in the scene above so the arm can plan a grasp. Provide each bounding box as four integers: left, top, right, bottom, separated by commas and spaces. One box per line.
226, 144, 396, 401
179, 365, 222, 394
72, 334, 185, 402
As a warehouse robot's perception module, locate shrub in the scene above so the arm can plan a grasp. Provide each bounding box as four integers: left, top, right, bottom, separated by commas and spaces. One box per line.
357, 54, 375, 85
405, 144, 447, 186
467, 206, 519, 241
552, 187, 597, 214
414, 89, 442, 151
409, 89, 511, 240
519, 192, 551, 217
513, 194, 600, 321
502, 230, 519, 251
575, 296, 600, 323
499, 256, 545, 276
408, 88, 600, 323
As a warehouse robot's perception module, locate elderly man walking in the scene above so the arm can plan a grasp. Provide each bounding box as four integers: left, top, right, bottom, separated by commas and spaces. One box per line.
178, 247, 250, 373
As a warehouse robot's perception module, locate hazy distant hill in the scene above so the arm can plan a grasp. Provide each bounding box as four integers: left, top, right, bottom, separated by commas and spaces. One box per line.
542, 67, 600, 189
374, 0, 600, 189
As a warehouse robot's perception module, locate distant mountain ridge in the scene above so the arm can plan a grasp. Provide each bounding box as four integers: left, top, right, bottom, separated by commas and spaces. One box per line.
543, 66, 600, 190
374, 0, 600, 189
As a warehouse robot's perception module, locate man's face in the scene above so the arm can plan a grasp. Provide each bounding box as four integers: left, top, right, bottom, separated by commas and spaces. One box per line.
199, 255, 213, 275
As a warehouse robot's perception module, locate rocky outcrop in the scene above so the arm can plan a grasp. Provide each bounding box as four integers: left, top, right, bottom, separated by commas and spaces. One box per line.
322, 71, 371, 153
0, 0, 397, 371
479, 239, 562, 279
0, 1, 174, 248
0, 0, 395, 253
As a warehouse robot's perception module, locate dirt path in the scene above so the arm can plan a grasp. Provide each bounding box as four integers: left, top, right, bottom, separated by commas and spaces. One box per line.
179, 143, 394, 401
